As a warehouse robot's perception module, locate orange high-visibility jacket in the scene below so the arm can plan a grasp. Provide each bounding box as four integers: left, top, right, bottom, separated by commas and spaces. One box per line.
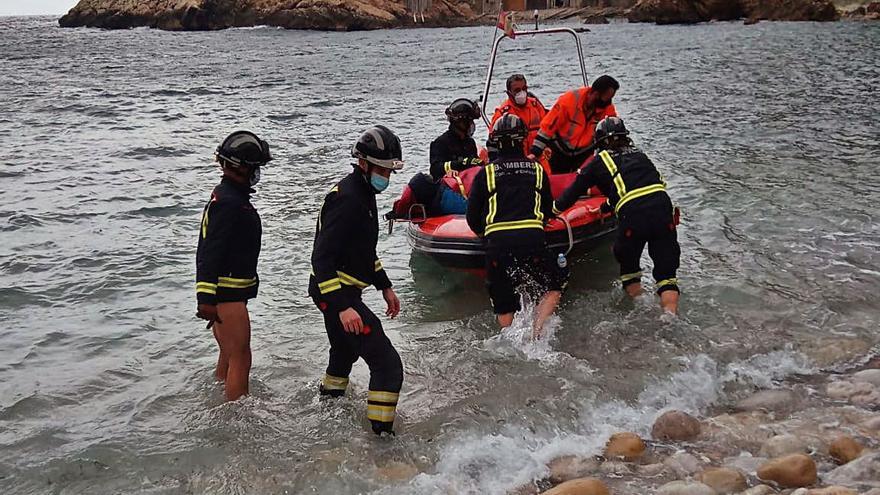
489, 96, 547, 152
531, 87, 618, 156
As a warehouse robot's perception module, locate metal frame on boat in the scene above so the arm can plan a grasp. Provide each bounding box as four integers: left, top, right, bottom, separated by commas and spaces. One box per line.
479, 27, 590, 127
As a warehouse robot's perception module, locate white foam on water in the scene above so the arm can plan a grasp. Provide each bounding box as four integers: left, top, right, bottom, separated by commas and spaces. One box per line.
721, 346, 815, 389
481, 297, 565, 363
377, 348, 818, 495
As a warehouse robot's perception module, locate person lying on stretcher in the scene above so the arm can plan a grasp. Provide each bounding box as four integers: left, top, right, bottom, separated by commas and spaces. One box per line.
386, 164, 483, 220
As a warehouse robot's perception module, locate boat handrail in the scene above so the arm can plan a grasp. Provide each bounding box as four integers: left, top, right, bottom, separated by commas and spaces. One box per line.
480, 27, 590, 127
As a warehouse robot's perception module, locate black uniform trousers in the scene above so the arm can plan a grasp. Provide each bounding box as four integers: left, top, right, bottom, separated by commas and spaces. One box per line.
313, 287, 403, 432
486, 233, 569, 315
613, 207, 681, 294
548, 146, 592, 175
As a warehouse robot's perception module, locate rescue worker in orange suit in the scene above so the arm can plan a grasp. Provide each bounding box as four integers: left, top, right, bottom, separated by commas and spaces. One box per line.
467, 115, 568, 338
489, 74, 547, 156
553, 117, 681, 314
429, 98, 483, 181
196, 131, 273, 401
309, 125, 405, 435
529, 75, 620, 174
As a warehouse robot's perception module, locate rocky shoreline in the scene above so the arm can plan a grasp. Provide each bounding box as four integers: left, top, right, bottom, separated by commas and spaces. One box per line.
627, 0, 842, 24
57, 0, 878, 31
58, 0, 478, 31
503, 348, 880, 495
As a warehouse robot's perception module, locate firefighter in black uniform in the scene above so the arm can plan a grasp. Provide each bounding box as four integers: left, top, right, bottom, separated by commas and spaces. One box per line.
466, 115, 567, 338
428, 98, 483, 180
196, 130, 272, 401
309, 125, 405, 435
553, 117, 681, 314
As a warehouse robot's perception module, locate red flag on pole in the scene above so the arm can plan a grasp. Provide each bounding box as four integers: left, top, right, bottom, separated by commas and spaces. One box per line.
497, 10, 516, 39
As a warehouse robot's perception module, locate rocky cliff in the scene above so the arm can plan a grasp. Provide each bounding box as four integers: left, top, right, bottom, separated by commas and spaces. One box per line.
627, 0, 840, 23
58, 0, 477, 31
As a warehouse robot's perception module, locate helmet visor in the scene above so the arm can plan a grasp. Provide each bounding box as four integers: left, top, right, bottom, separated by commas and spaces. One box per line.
366, 157, 405, 171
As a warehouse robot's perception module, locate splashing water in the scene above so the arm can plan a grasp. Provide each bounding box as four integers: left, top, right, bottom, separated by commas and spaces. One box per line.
482, 295, 566, 363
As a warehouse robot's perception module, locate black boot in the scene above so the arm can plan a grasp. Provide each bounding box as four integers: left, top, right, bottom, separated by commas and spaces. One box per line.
370, 420, 395, 436
319, 384, 345, 398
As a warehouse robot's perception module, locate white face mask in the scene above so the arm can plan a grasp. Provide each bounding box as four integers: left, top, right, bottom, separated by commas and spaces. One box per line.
514, 90, 528, 106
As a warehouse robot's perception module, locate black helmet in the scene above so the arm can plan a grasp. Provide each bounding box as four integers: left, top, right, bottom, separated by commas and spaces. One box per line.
351, 125, 405, 171
593, 116, 629, 144
488, 114, 527, 151
445, 98, 481, 122
216, 131, 272, 168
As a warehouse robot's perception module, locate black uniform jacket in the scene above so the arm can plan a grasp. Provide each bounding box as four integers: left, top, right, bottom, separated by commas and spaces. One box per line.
429, 127, 480, 181
308, 171, 393, 313
196, 177, 262, 305
466, 155, 554, 248
554, 147, 672, 217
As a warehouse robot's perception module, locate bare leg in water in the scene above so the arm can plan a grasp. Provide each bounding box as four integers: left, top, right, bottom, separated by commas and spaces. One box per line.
625, 282, 679, 315
625, 282, 644, 298
213, 302, 251, 401
660, 290, 679, 315
212, 325, 229, 382
532, 290, 561, 339
497, 313, 514, 329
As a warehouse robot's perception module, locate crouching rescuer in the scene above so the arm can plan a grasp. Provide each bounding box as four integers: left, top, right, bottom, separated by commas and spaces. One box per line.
554, 117, 681, 314
467, 115, 568, 338
309, 125, 405, 435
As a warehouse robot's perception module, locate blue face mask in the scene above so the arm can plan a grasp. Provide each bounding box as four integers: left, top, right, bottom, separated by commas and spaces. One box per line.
370, 172, 390, 193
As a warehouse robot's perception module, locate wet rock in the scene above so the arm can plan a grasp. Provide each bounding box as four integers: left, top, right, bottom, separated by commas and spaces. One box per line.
548, 456, 600, 484
599, 460, 632, 475
723, 454, 769, 475
735, 390, 799, 415
739, 0, 839, 21
653, 410, 703, 442
760, 434, 809, 458
640, 462, 669, 477
824, 452, 880, 488
863, 489, 880, 495
801, 487, 858, 495
542, 477, 610, 495
852, 369, 880, 387
826, 380, 876, 401
604, 432, 646, 461
757, 454, 818, 488
657, 480, 718, 495
702, 412, 776, 454
664, 451, 704, 477
850, 388, 880, 407
627, 0, 735, 24
59, 0, 477, 31
698, 467, 748, 494
862, 415, 880, 431
802, 337, 872, 368
826, 381, 871, 400
627, 0, 839, 24
829, 435, 863, 465
738, 485, 776, 495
